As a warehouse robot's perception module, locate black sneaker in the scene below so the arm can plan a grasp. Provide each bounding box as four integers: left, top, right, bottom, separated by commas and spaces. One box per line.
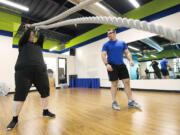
43, 110, 56, 118
6, 120, 18, 131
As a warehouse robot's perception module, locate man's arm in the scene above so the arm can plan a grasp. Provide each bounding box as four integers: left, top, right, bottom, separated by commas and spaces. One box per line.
166, 63, 172, 70
101, 51, 108, 65
124, 49, 134, 66
101, 51, 113, 71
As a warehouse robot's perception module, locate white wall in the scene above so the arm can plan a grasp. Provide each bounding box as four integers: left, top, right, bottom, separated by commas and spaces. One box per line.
73, 12, 180, 91
42, 52, 75, 88
0, 35, 17, 92
0, 35, 75, 92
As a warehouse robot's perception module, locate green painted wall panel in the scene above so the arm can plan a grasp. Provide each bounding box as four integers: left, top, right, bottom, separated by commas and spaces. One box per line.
0, 11, 21, 32
123, 0, 180, 19
138, 49, 180, 61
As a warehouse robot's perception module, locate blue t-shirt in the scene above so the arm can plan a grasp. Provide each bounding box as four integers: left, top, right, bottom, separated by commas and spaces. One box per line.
102, 40, 128, 65
160, 59, 168, 69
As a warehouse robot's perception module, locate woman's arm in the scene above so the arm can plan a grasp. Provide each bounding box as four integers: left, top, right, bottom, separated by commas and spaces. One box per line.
36, 31, 44, 48
18, 28, 31, 47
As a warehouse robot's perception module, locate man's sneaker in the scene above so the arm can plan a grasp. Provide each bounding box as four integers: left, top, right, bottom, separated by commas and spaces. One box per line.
43, 110, 56, 118
128, 100, 141, 109
112, 101, 120, 110
6, 120, 18, 131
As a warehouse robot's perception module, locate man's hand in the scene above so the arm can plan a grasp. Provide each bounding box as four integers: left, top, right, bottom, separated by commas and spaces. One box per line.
106, 64, 113, 71
130, 60, 134, 67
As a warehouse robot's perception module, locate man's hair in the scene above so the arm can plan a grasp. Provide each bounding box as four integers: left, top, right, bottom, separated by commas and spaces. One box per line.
107, 29, 116, 33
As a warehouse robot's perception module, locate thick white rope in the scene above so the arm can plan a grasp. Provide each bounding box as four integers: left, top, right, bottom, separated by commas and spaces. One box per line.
31, 0, 101, 27
37, 16, 180, 43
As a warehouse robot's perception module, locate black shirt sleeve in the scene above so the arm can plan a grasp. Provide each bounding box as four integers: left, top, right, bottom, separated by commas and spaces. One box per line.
36, 32, 44, 48
155, 61, 158, 65
18, 29, 31, 48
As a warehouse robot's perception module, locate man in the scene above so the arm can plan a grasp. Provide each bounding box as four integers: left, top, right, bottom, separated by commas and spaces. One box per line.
160, 57, 172, 79
150, 60, 161, 79
6, 24, 55, 130
101, 29, 140, 110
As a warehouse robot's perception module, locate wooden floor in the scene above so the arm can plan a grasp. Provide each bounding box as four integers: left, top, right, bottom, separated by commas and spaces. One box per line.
0, 88, 180, 135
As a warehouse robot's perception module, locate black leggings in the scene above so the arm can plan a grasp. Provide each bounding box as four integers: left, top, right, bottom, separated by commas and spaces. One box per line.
14, 66, 50, 101
154, 70, 162, 79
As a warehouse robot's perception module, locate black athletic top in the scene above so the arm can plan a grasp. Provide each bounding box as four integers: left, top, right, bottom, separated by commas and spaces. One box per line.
15, 29, 46, 71
152, 61, 160, 71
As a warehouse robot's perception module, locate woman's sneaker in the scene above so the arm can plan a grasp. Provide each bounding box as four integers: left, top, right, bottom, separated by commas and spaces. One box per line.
6, 119, 18, 131
43, 110, 56, 118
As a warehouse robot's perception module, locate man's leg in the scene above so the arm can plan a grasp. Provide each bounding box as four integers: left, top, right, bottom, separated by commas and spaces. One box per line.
122, 79, 141, 108
164, 75, 170, 79
111, 80, 121, 110
122, 79, 133, 100
111, 80, 118, 102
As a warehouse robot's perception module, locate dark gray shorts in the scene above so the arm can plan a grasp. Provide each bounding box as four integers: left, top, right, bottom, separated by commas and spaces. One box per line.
14, 66, 49, 101
107, 64, 129, 81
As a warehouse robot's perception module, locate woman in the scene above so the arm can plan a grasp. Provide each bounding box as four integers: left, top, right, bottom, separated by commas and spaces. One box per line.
7, 24, 55, 130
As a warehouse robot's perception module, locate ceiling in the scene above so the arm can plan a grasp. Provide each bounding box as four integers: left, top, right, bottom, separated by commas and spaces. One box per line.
0, 0, 153, 44
127, 36, 173, 52
127, 35, 180, 60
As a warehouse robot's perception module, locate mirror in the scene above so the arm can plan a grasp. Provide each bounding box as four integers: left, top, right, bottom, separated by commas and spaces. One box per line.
126, 35, 180, 79
58, 58, 67, 84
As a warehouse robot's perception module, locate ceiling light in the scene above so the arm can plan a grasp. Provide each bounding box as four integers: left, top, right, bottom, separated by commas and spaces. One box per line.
128, 0, 140, 8
151, 55, 157, 58
128, 46, 140, 51
50, 46, 57, 51
136, 53, 143, 56
0, 0, 29, 11
144, 56, 149, 58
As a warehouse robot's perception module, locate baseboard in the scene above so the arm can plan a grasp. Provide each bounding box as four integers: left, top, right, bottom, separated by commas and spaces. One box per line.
100, 87, 180, 93
7, 87, 180, 94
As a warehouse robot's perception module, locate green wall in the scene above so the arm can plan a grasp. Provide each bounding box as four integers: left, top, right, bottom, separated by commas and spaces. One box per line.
0, 10, 21, 32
